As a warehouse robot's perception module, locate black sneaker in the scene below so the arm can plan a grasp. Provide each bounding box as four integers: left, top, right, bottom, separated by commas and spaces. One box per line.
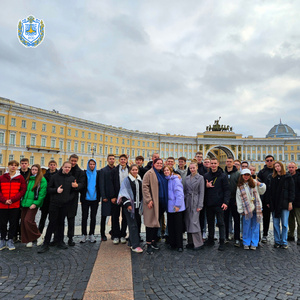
204, 239, 215, 247
57, 242, 68, 249
218, 244, 225, 251
49, 241, 58, 247
38, 244, 49, 253
185, 243, 194, 249
151, 241, 159, 250
287, 236, 295, 242
101, 236, 107, 242
274, 243, 280, 248
146, 244, 154, 255
68, 239, 75, 246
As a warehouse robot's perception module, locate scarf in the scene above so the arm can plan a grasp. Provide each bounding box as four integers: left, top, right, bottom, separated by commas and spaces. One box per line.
154, 167, 168, 212
86, 159, 97, 200
239, 183, 262, 222
117, 177, 136, 219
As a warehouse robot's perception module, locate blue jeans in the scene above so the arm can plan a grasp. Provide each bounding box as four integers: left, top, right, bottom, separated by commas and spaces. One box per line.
243, 213, 260, 247
273, 210, 289, 246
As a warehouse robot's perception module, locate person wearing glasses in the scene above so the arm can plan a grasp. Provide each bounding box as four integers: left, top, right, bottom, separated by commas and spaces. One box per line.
257, 155, 275, 243
236, 169, 266, 250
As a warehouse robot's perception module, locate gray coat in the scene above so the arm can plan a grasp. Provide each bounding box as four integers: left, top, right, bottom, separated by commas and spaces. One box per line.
184, 173, 204, 233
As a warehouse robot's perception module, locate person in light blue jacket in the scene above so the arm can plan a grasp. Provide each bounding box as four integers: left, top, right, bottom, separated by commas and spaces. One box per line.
164, 166, 185, 252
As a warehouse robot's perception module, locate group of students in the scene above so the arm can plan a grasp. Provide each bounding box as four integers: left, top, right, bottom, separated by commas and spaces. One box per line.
0, 151, 298, 255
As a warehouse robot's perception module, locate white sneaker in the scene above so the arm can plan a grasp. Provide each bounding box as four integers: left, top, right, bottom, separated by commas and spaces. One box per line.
89, 234, 96, 243
37, 236, 44, 246
120, 237, 126, 244
26, 242, 33, 248
202, 232, 207, 239
183, 232, 187, 240
113, 238, 120, 245
80, 235, 87, 243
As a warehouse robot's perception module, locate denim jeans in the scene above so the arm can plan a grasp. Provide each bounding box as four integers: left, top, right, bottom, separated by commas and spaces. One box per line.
242, 213, 260, 247
273, 210, 290, 246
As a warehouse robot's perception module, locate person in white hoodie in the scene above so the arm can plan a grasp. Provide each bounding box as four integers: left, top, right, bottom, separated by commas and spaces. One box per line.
236, 168, 266, 250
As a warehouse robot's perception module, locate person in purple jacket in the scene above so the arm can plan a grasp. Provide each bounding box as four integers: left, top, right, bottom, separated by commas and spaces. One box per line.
163, 166, 185, 252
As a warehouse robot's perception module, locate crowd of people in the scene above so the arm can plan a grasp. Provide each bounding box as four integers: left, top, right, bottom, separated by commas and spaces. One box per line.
0, 151, 298, 255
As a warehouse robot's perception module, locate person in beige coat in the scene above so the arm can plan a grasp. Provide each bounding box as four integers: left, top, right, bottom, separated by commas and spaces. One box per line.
142, 158, 168, 255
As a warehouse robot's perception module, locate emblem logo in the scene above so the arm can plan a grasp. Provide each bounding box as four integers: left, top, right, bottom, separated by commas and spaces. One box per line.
18, 15, 45, 48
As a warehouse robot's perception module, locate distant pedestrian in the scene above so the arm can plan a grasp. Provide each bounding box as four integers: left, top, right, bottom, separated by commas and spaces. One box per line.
21, 164, 47, 248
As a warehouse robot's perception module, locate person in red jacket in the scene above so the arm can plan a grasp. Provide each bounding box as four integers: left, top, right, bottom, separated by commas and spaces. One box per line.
0, 160, 27, 250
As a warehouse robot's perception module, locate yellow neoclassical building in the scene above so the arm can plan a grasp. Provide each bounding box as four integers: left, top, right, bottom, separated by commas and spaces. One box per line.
0, 97, 299, 173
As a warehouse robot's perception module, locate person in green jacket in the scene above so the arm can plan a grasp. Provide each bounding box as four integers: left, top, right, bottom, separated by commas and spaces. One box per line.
21, 164, 47, 248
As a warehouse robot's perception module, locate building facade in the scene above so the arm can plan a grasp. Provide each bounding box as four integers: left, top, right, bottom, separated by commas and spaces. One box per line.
0, 97, 299, 172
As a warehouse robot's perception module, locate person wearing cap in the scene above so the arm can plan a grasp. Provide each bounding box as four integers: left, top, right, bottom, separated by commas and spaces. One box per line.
236, 168, 266, 250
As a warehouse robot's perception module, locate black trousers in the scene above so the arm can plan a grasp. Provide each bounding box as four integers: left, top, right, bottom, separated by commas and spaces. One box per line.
111, 203, 127, 239
0, 208, 19, 240
81, 200, 99, 235
262, 201, 271, 237
38, 200, 50, 234
167, 212, 183, 248
224, 199, 240, 240
44, 204, 67, 245
146, 227, 159, 243
123, 207, 140, 248
206, 206, 225, 243
200, 207, 206, 235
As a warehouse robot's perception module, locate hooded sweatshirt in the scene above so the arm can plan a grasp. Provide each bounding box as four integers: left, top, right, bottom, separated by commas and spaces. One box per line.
85, 159, 97, 201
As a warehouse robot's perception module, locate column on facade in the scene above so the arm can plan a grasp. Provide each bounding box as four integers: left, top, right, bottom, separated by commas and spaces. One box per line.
277, 146, 279, 161
255, 145, 258, 161
282, 144, 285, 161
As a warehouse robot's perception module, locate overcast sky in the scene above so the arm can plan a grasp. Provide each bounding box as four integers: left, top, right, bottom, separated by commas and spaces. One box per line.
1, 0, 300, 138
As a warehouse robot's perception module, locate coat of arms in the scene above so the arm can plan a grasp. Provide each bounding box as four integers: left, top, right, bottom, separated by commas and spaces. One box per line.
18, 15, 45, 48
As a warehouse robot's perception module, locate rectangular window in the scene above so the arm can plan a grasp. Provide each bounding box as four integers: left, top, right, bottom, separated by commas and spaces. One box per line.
122, 139, 124, 145
127, 149, 130, 156
99, 145, 102, 154
21, 120, 26, 128
42, 124, 46, 131
30, 136, 36, 146
74, 142, 78, 153
51, 139, 55, 148
132, 140, 135, 146
127, 140, 129, 145
0, 132, 4, 144
143, 142, 145, 147
285, 154, 289, 161
52, 126, 56, 133
297, 146, 300, 151
291, 146, 294, 151
67, 141, 71, 151
59, 158, 63, 167
30, 156, 34, 165
11, 118, 16, 126
0, 116, 4, 125
9, 154, 14, 161
247, 154, 250, 160
68, 129, 71, 136
81, 159, 84, 168
82, 131, 85, 138
291, 154, 295, 161
279, 146, 282, 151
105, 136, 108, 142
279, 154, 283, 161
138, 141, 140, 146
99, 160, 102, 168
147, 142, 150, 147
60, 127, 64, 135
274, 154, 277, 160
116, 138, 119, 144
40, 157, 45, 166
152, 142, 154, 147
9, 134, 15, 145
94, 134, 97, 140
88, 133, 91, 139
41, 137, 46, 147
81, 143, 85, 153
110, 137, 113, 143
100, 135, 103, 141
132, 149, 135, 157
285, 146, 288, 151
116, 147, 119, 155
75, 130, 78, 137
59, 140, 63, 150
32, 122, 36, 130
87, 144, 91, 153
297, 154, 300, 161
257, 147, 260, 151
0, 154, 3, 164
105, 146, 108, 155
110, 147, 113, 153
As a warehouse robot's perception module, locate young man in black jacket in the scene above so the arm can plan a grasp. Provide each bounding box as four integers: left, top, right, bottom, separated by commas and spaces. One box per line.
110, 154, 129, 244
187, 152, 207, 176
99, 154, 115, 241
257, 155, 274, 243
38, 160, 58, 234
204, 158, 230, 251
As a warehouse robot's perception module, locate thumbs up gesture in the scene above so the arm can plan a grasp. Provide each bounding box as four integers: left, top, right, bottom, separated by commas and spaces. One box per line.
57, 185, 63, 193
72, 179, 78, 188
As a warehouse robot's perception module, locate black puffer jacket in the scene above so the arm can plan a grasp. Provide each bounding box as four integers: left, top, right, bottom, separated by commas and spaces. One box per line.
204, 167, 230, 207
48, 169, 76, 207
257, 165, 273, 203
291, 169, 300, 208
269, 173, 295, 218
40, 169, 58, 211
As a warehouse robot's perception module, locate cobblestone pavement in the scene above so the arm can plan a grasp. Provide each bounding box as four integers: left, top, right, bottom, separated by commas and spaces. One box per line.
132, 236, 300, 300
0, 237, 100, 300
